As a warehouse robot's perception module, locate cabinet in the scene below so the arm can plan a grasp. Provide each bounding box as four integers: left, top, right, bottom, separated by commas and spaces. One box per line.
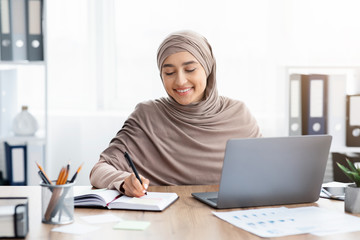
0, 0, 47, 185
0, 62, 47, 185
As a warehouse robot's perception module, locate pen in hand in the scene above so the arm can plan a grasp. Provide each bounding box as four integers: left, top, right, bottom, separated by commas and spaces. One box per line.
124, 151, 147, 195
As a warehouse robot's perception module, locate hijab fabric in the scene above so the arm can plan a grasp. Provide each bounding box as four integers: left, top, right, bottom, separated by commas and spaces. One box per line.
91, 30, 261, 187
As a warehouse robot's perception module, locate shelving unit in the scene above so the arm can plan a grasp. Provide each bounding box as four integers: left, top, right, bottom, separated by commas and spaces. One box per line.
285, 66, 360, 182
0, 62, 47, 185
0, 0, 47, 185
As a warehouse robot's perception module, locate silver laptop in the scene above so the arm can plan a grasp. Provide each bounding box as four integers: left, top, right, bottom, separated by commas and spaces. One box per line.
192, 135, 332, 209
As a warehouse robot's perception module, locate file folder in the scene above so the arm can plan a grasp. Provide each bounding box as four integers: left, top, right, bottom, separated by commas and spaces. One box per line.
0, 0, 13, 60
26, 0, 43, 61
289, 74, 308, 135
327, 74, 347, 147
4, 142, 27, 185
10, 0, 28, 61
302, 74, 328, 135
346, 94, 360, 147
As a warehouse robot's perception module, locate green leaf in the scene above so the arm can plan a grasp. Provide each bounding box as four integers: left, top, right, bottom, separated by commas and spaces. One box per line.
337, 162, 356, 182
349, 172, 360, 187
346, 158, 357, 172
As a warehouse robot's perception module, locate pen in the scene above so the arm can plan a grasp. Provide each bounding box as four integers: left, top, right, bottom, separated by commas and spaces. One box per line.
38, 170, 51, 184
124, 151, 147, 194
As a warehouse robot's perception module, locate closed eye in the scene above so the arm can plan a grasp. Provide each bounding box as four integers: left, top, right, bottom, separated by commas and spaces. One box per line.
186, 68, 196, 73
164, 72, 175, 76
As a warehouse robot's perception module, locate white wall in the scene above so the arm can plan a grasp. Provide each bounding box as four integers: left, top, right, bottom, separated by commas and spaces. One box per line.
45, 0, 360, 185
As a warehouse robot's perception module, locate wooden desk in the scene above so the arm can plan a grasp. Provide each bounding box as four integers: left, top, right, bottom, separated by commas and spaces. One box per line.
1, 185, 360, 240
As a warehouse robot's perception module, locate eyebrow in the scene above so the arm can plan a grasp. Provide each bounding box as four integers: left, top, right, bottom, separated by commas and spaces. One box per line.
162, 61, 198, 68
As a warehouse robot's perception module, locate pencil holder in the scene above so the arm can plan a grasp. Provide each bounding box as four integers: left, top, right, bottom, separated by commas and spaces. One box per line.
40, 181, 74, 224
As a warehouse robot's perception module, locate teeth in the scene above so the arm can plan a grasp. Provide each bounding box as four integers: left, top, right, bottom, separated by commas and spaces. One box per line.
177, 88, 191, 93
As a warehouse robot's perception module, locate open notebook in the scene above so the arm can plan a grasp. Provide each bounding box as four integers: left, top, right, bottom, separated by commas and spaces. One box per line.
74, 188, 178, 211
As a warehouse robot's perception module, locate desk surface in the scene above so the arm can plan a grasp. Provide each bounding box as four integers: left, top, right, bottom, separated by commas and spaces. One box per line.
1, 185, 360, 240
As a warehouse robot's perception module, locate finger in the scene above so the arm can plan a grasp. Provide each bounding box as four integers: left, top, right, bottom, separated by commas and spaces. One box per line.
123, 180, 142, 197
123, 174, 141, 197
130, 174, 146, 197
141, 176, 150, 190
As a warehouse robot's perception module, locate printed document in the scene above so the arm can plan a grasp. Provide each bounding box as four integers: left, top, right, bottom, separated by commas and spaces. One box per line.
213, 206, 360, 238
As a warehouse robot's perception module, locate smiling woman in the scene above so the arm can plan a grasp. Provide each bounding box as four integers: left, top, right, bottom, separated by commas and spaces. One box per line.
90, 30, 261, 197
161, 52, 207, 105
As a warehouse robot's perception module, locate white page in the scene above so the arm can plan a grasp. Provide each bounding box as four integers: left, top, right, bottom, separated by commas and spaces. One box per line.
51, 223, 100, 235
213, 206, 360, 238
112, 192, 178, 209
80, 214, 122, 224
11, 148, 25, 182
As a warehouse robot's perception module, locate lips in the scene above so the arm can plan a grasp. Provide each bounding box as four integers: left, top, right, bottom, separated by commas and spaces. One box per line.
175, 87, 193, 96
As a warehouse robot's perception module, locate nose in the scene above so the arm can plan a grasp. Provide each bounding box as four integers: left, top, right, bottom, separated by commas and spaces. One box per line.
175, 71, 187, 86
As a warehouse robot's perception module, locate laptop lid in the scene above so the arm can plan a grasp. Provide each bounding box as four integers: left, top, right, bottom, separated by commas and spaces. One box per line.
193, 135, 332, 209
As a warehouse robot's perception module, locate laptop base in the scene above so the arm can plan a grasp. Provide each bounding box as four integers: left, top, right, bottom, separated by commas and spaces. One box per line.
191, 192, 219, 208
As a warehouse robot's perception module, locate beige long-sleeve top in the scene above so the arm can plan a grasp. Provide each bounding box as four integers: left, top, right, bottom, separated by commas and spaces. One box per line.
90, 97, 261, 191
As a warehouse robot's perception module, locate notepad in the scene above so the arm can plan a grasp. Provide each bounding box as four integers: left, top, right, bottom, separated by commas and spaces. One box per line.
74, 189, 178, 211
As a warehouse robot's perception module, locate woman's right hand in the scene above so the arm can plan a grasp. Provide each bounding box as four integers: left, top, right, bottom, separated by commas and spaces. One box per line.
122, 173, 149, 197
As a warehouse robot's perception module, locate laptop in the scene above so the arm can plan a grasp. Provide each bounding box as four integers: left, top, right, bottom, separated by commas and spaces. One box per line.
192, 135, 332, 209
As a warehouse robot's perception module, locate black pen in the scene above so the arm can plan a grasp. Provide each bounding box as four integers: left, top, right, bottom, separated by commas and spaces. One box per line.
124, 152, 147, 194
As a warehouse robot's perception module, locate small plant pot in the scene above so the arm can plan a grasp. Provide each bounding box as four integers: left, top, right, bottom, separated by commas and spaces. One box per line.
345, 184, 360, 214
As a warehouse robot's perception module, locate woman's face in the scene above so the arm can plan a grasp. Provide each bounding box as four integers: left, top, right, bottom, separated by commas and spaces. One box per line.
161, 51, 207, 105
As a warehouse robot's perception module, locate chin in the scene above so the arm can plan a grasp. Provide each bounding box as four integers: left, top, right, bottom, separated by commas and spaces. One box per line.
175, 99, 192, 105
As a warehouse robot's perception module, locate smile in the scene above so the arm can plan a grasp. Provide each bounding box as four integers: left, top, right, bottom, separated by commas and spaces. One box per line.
176, 88, 192, 93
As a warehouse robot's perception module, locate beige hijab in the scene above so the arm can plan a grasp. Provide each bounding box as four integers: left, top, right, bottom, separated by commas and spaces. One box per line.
98, 30, 261, 186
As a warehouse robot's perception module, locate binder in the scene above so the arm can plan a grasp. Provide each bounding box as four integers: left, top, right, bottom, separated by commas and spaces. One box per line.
0, 0, 13, 60
289, 74, 308, 135
301, 74, 328, 135
346, 94, 360, 147
10, 0, 28, 61
26, 0, 43, 61
327, 74, 347, 147
4, 142, 27, 185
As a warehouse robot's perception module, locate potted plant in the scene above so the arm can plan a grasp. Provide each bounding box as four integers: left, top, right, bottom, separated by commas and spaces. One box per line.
337, 159, 360, 214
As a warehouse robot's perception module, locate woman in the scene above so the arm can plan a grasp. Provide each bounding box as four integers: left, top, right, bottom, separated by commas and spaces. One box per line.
90, 30, 261, 197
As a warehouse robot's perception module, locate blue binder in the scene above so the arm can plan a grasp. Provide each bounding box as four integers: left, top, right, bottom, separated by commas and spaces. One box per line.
4, 142, 27, 185
301, 74, 328, 135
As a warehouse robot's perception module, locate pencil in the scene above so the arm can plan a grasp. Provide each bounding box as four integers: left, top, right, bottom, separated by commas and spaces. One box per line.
70, 163, 84, 183
63, 162, 70, 184
36, 162, 53, 185
56, 167, 65, 185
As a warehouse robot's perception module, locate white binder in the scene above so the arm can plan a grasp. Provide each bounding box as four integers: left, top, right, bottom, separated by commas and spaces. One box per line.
10, 0, 27, 61
289, 74, 306, 135
0, 0, 12, 60
327, 74, 347, 148
26, 0, 43, 61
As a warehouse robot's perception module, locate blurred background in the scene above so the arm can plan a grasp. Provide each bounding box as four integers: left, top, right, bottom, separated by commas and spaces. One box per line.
1, 0, 360, 185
